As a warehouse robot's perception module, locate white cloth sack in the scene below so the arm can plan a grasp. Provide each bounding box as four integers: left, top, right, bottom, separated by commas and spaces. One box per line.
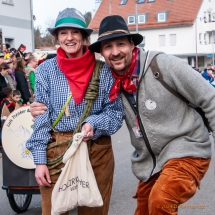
51, 132, 103, 215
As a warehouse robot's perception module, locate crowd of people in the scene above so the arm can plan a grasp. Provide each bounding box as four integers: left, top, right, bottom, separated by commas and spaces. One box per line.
0, 43, 42, 154
0, 43, 39, 106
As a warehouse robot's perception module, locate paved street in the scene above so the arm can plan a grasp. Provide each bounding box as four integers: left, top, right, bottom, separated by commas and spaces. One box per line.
0, 122, 215, 215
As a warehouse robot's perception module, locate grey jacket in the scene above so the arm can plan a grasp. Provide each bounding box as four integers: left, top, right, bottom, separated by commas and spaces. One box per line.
121, 49, 214, 182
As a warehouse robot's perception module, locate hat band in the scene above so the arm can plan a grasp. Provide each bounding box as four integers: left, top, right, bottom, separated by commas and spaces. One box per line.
55, 17, 86, 28
98, 29, 129, 39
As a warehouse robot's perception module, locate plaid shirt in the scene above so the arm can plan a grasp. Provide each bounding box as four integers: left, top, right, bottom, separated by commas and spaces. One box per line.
26, 58, 125, 165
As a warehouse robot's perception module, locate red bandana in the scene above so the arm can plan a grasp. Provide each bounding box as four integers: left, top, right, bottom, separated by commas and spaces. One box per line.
0, 99, 16, 108
57, 46, 95, 104
7, 102, 16, 109
109, 47, 139, 102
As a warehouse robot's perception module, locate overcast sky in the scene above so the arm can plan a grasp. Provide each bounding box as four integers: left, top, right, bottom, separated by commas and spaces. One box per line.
33, 0, 96, 31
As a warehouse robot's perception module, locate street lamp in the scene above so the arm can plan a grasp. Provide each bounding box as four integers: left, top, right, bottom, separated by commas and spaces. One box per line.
195, 18, 198, 69
135, 1, 139, 33
212, 30, 214, 66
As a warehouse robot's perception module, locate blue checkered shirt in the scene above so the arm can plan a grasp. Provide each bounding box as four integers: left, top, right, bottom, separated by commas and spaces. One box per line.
26, 58, 125, 165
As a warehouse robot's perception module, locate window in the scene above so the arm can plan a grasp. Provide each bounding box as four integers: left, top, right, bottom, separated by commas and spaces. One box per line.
2, 0, 13, 3
212, 13, 215, 21
204, 33, 208, 45
199, 33, 202, 44
138, 0, 145, 3
158, 13, 166, 22
208, 12, 211, 22
128, 16, 135, 24
138, 15, 146, 23
148, 0, 155, 2
159, 35, 165, 46
120, 0, 128, 5
209, 34, 212, 44
169, 34, 176, 46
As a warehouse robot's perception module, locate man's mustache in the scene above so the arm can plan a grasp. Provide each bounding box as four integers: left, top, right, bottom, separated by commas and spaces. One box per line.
110, 54, 125, 61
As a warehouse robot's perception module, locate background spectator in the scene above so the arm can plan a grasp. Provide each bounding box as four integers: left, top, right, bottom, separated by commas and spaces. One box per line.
0, 63, 9, 101
6, 61, 16, 90
0, 87, 15, 114
12, 90, 21, 105
201, 68, 214, 83
0, 53, 4, 65
14, 58, 30, 104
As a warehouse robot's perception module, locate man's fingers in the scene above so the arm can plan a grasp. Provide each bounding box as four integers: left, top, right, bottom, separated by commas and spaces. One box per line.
37, 176, 51, 187
45, 171, 51, 184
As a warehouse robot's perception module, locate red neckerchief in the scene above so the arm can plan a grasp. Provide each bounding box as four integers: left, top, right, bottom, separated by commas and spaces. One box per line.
7, 102, 16, 109
109, 47, 139, 102
0, 99, 16, 108
57, 46, 95, 104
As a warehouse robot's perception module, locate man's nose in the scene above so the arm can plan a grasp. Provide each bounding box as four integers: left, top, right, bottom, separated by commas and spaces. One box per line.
111, 46, 120, 56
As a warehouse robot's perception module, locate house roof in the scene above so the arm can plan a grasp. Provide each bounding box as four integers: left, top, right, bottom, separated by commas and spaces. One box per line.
89, 0, 203, 32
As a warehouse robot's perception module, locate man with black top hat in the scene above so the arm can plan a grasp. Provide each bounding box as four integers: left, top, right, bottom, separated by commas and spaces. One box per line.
31, 15, 215, 214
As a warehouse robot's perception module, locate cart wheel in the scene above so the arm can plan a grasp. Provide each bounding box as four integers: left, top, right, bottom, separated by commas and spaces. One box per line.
8, 194, 32, 213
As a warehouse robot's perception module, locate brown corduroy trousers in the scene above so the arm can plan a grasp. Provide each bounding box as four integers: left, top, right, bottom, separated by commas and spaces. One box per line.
133, 157, 211, 215
40, 132, 114, 215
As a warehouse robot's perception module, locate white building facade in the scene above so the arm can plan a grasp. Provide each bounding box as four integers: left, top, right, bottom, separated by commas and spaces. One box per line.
0, 0, 34, 52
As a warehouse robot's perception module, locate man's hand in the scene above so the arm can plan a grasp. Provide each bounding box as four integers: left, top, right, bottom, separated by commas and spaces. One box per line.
35, 164, 51, 187
82, 123, 94, 141
30, 102, 47, 120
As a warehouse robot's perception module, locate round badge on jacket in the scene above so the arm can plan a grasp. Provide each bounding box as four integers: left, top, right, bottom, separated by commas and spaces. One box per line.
145, 99, 157, 110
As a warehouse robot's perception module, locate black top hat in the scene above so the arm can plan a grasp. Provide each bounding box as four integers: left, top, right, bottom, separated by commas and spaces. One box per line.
89, 15, 143, 53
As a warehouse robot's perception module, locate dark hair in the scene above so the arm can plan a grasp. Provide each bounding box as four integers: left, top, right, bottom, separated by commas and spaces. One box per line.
0, 63, 10, 72
14, 57, 26, 78
1, 87, 12, 98
13, 90, 21, 96
6, 43, 10, 49
10, 48, 17, 53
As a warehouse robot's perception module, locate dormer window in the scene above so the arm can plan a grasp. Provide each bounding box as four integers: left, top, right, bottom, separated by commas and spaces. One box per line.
128, 16, 135, 24
138, 15, 146, 23
158, 13, 166, 22
120, 0, 128, 5
137, 0, 145, 3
